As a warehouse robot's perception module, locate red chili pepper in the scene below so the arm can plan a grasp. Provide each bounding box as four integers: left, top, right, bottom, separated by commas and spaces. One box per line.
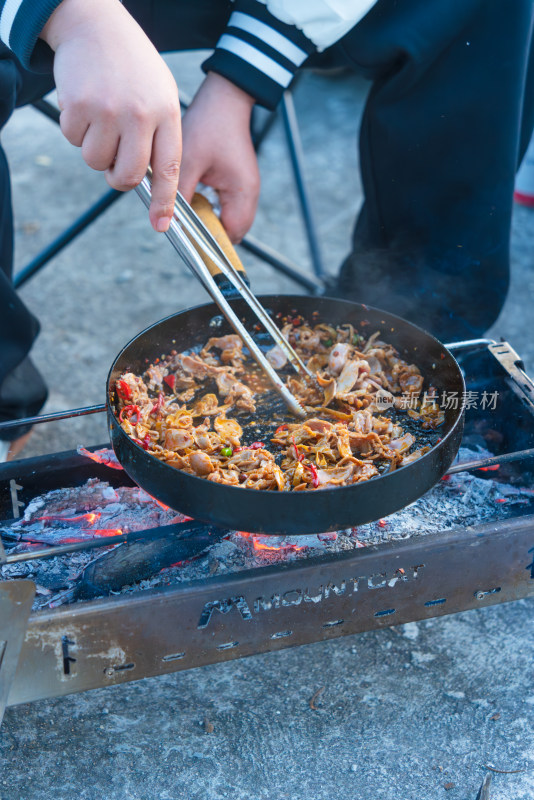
133, 433, 152, 450
163, 374, 176, 390
150, 392, 165, 417
307, 463, 319, 488
274, 424, 288, 436
249, 442, 265, 450
119, 404, 140, 424
116, 379, 132, 401
291, 435, 304, 462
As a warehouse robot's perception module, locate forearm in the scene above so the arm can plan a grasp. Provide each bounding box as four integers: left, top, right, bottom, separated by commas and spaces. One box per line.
40, 0, 126, 50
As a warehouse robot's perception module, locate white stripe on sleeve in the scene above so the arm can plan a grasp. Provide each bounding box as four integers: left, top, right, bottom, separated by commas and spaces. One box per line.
0, 0, 24, 46
217, 33, 294, 87
228, 11, 308, 65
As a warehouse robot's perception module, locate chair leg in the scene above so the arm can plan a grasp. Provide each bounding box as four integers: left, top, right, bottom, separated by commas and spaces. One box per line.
280, 89, 326, 281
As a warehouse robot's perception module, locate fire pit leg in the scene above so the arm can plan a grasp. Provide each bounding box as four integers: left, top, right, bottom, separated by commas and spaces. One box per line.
0, 580, 35, 726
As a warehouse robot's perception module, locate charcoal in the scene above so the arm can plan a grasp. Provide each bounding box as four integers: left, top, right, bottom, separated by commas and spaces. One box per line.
74, 526, 228, 600
32, 562, 71, 592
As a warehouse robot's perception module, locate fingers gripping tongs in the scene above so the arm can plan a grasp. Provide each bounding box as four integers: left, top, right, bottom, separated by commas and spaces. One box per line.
135, 169, 311, 417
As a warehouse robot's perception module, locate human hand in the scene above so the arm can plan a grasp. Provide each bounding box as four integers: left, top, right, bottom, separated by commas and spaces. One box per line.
179, 72, 259, 243
40, 0, 181, 232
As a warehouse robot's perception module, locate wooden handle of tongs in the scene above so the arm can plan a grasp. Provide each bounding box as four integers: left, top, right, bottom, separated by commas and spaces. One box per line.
190, 193, 248, 283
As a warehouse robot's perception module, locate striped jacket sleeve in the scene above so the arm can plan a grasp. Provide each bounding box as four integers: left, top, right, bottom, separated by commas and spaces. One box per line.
0, 0, 62, 69
203, 0, 378, 109
202, 0, 317, 110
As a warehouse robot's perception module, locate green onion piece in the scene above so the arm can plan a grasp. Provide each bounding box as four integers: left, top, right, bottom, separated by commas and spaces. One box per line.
220, 446, 233, 457
352, 334, 363, 345
324, 338, 333, 347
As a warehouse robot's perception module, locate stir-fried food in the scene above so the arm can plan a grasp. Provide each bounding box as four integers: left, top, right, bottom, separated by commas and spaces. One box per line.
115, 319, 445, 491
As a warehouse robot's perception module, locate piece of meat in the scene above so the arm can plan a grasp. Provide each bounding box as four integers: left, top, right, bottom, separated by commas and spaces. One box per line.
192, 393, 228, 417
398, 369, 424, 395
336, 360, 369, 396
328, 343, 352, 375
305, 418, 334, 435
207, 469, 241, 486
213, 416, 243, 448
193, 424, 215, 451
215, 372, 256, 413
266, 344, 288, 369
227, 449, 268, 471
316, 374, 336, 406
164, 429, 194, 451
174, 373, 197, 390
362, 331, 382, 353
388, 432, 416, 453
316, 464, 356, 486
287, 377, 323, 407
365, 355, 382, 374
189, 452, 214, 476
297, 328, 322, 350
203, 335, 244, 366
348, 431, 384, 456
350, 410, 374, 434
178, 354, 224, 380
306, 354, 329, 373
334, 426, 353, 459
145, 364, 165, 391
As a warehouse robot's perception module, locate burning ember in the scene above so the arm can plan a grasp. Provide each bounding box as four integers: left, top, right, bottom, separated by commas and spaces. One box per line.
30, 512, 122, 541
36, 512, 102, 525
76, 446, 123, 470
5, 478, 183, 548
236, 531, 306, 555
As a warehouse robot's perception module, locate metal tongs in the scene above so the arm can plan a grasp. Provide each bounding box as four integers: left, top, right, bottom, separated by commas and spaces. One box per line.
135, 169, 311, 417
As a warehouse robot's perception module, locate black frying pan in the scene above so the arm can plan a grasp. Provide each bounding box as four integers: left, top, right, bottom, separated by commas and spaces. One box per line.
107, 294, 465, 535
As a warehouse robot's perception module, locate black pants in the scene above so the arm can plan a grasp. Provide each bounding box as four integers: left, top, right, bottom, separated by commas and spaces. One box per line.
334, 0, 534, 340
1, 0, 533, 437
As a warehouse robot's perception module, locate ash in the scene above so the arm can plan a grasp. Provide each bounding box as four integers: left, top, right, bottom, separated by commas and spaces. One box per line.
1, 448, 533, 609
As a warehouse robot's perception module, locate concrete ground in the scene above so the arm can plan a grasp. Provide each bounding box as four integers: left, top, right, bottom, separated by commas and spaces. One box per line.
1, 53, 534, 799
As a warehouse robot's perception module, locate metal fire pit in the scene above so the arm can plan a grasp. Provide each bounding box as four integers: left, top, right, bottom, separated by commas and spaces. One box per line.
1, 340, 534, 722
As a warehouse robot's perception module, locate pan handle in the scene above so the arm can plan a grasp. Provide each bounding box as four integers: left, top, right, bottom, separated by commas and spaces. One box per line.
444, 338, 496, 352
189, 193, 250, 293
0, 404, 106, 432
